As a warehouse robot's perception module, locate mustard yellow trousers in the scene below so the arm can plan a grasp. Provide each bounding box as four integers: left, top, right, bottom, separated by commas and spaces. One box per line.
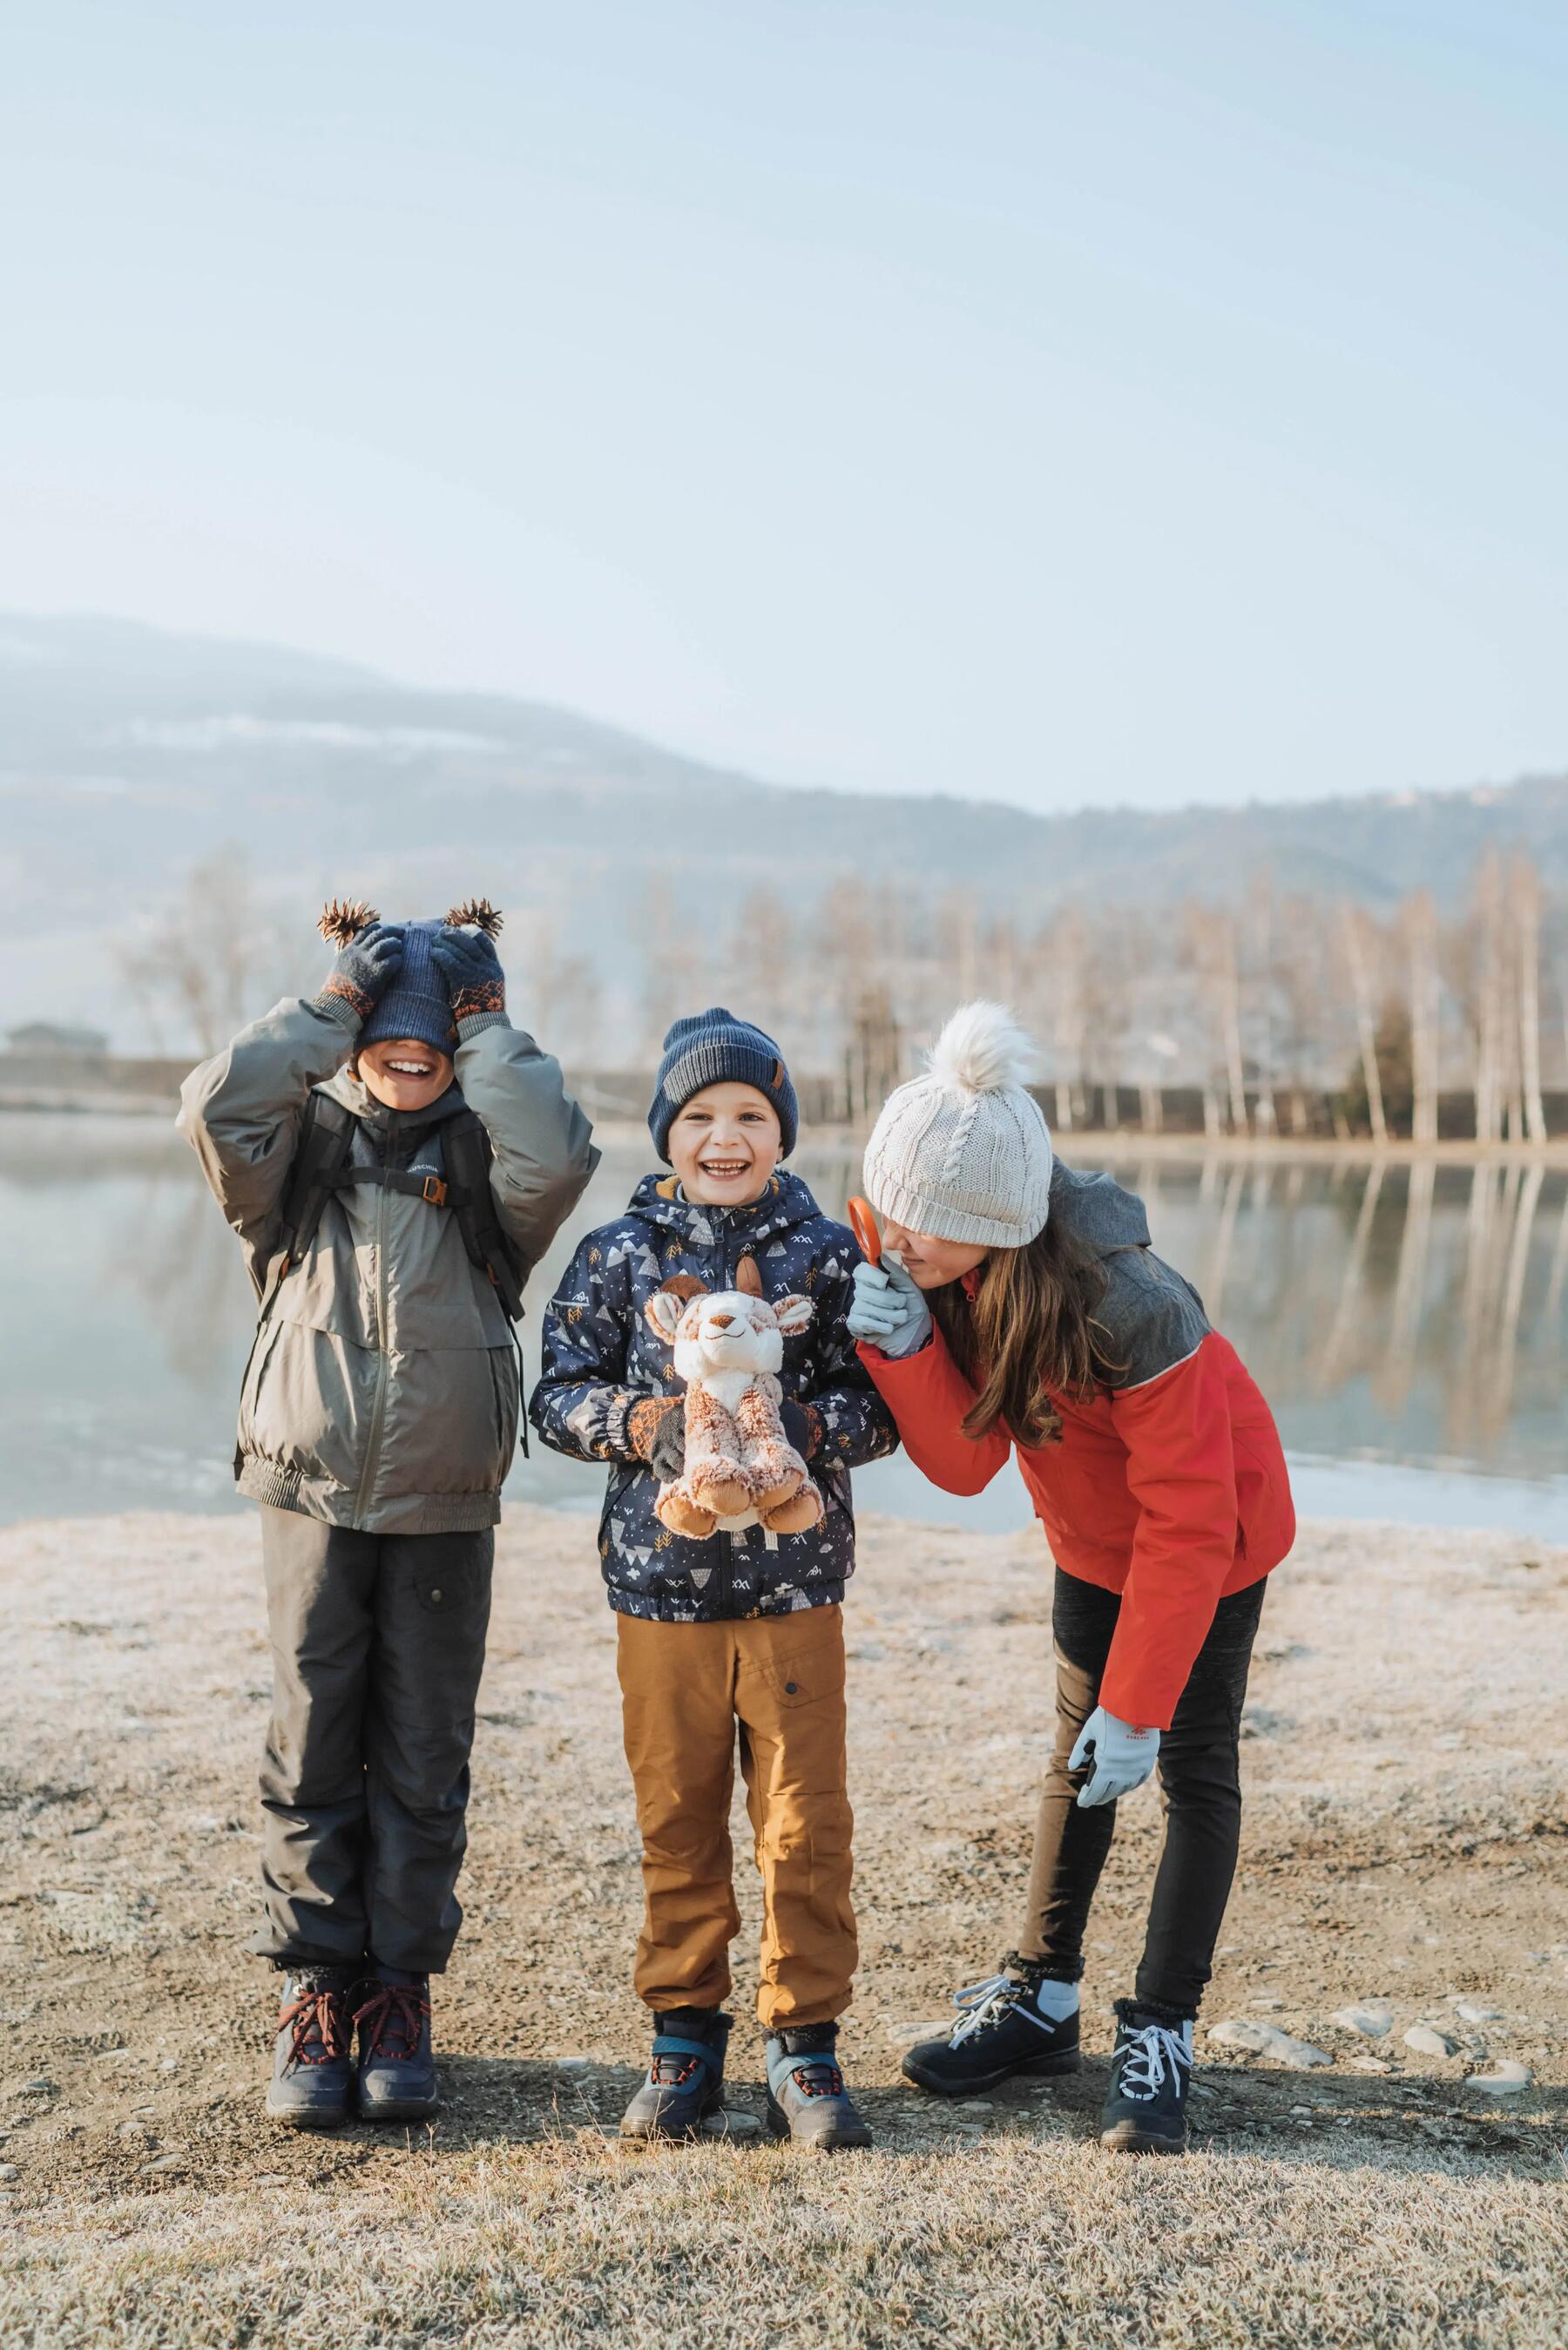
616, 1606, 856, 2028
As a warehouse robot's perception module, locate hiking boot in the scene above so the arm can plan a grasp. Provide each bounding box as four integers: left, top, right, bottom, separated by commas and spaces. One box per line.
1099, 2001, 1193, 2154
765, 2025, 873, 2151
620, 2008, 731, 2141
355, 1963, 438, 2123
902, 1959, 1081, 2096
266, 1966, 355, 2129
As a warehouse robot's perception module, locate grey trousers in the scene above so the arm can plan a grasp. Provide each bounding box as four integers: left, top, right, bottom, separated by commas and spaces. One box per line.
248, 1507, 494, 1973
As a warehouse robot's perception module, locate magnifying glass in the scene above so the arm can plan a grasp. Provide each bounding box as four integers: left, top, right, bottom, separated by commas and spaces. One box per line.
847, 1195, 882, 1266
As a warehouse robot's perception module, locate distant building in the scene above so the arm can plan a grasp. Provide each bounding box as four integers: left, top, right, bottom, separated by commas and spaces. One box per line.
5, 1021, 110, 1054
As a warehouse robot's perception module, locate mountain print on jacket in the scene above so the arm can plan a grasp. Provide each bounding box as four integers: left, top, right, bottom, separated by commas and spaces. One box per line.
530, 1171, 898, 1621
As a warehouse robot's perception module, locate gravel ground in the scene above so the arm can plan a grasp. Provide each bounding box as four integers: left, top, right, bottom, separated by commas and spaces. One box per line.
1, 1505, 1565, 2347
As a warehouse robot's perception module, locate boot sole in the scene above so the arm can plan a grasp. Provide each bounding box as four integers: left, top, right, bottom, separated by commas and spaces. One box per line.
765, 2091, 873, 2151
619, 2091, 725, 2143
902, 2045, 1081, 2097
1099, 2118, 1188, 2156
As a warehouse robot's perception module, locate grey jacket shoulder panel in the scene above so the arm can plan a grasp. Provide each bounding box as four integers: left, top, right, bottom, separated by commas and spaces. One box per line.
1049, 1160, 1207, 1392
1092, 1245, 1210, 1392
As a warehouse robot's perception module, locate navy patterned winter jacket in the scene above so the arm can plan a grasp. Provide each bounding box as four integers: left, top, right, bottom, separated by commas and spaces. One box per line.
529, 1170, 899, 1621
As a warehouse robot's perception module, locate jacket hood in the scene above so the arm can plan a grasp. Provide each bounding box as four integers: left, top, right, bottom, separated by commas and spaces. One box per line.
1050, 1161, 1151, 1255
624, 1167, 824, 1253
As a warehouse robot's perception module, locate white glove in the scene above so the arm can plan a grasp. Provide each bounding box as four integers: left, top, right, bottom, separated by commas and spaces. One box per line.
846, 1254, 932, 1358
1069, 1706, 1160, 1808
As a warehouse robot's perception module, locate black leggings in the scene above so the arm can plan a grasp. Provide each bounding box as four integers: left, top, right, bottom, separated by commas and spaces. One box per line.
1018, 1567, 1267, 2020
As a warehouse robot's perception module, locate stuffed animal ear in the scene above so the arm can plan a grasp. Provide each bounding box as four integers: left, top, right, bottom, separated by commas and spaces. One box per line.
645, 1273, 707, 1343
772, 1293, 814, 1334
445, 897, 504, 937
319, 897, 379, 947
735, 1255, 762, 1297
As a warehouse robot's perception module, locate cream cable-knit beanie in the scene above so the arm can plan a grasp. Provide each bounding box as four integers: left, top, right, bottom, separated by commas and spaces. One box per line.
863, 1002, 1053, 1248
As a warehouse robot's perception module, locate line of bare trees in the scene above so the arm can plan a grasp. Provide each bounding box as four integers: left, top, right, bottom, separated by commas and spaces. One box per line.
115, 844, 1565, 1145
636, 847, 1568, 1142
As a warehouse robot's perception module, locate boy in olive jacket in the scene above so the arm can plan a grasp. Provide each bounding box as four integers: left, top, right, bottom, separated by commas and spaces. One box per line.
180, 900, 597, 2128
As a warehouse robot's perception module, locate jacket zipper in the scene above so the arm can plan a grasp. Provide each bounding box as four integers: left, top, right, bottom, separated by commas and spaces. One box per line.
352, 1126, 395, 1527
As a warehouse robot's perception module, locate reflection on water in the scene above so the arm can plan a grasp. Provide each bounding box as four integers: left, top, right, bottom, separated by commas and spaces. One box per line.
3, 1116, 1565, 1534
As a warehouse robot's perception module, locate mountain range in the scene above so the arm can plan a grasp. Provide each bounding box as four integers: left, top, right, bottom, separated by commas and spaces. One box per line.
3, 613, 1565, 1050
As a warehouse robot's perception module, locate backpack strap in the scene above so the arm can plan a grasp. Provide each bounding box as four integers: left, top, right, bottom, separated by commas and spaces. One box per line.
443, 1110, 527, 1323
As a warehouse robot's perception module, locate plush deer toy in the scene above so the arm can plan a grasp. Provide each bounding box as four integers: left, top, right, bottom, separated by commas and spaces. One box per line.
643, 1258, 826, 1541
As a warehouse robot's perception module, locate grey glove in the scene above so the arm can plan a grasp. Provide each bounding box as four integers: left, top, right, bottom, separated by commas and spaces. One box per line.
317, 922, 405, 1026
431, 925, 506, 1030
846, 1255, 933, 1358
1069, 1706, 1160, 1808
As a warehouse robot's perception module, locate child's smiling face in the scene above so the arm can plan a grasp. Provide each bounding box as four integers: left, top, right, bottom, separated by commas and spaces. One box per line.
670, 1083, 782, 1205
357, 1037, 455, 1114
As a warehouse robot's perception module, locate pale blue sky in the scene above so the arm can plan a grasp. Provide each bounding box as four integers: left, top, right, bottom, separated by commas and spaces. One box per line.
3, 0, 1565, 810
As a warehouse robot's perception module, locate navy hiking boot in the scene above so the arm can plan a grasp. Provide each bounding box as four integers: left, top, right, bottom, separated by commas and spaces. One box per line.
620, 2008, 732, 2141
765, 2025, 873, 2151
355, 1963, 439, 2123
266, 1966, 355, 2129
1100, 2002, 1193, 2154
902, 1959, 1081, 2096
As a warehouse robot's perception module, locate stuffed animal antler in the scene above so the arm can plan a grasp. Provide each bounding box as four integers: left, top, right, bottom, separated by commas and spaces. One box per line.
642, 1258, 825, 1541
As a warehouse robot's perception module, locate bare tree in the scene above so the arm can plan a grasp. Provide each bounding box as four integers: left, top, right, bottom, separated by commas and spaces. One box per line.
1037, 908, 1088, 1129
1403, 890, 1441, 1146
118, 847, 290, 1055
1183, 904, 1247, 1134
1513, 853, 1548, 1142
1341, 905, 1388, 1146
639, 867, 709, 1060
519, 908, 603, 1067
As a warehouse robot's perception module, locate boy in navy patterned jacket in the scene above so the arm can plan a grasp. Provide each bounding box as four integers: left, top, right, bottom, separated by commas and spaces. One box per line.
530, 1008, 897, 2149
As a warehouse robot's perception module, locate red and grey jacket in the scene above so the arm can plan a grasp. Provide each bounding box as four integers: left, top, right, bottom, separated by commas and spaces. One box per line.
858, 1164, 1294, 1730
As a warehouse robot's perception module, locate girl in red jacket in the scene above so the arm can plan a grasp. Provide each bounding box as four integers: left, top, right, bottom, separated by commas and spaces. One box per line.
847, 1005, 1294, 2155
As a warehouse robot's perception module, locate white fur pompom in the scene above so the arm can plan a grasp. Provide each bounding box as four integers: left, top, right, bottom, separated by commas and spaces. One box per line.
926, 1001, 1037, 1095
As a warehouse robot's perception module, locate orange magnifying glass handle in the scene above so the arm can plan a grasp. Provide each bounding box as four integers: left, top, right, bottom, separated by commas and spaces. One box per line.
847, 1195, 882, 1266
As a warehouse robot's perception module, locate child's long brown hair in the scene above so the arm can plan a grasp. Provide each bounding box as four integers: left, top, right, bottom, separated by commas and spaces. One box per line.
929, 1217, 1120, 1448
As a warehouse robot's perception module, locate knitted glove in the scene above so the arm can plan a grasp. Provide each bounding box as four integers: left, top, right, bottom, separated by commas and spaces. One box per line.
846, 1256, 932, 1358
628, 1394, 686, 1482
430, 925, 506, 1033
1069, 1706, 1160, 1809
316, 923, 405, 1028
781, 1399, 824, 1459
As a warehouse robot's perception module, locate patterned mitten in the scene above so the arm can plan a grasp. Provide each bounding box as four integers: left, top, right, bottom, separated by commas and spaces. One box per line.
431, 926, 506, 1033
628, 1395, 686, 1481
316, 921, 405, 1027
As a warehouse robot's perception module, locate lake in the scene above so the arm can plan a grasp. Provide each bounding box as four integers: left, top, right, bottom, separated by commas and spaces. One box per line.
3, 1114, 1565, 1538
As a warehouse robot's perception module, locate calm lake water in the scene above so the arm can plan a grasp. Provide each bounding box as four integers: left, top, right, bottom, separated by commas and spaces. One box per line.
3, 1115, 1566, 1537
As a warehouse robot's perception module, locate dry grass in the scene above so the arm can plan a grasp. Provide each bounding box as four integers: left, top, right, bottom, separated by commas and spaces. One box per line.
2, 1506, 1566, 2347
5, 2136, 1567, 2349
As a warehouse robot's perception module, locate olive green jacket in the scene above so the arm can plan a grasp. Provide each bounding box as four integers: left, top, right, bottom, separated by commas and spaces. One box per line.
179, 997, 598, 1533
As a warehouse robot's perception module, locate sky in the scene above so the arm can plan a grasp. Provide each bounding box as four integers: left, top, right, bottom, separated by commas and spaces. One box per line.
3, 0, 1566, 813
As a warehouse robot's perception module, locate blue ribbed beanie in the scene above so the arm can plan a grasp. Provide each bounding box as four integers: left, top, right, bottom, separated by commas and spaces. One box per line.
360, 919, 458, 1053
650, 1006, 798, 1161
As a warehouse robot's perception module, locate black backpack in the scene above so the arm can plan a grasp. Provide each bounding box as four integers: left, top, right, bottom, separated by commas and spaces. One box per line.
259, 1089, 526, 1322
